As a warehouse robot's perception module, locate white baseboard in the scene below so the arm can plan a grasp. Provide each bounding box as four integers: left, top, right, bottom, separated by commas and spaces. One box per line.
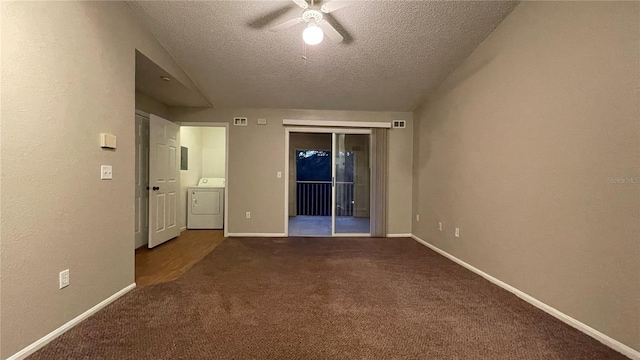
7, 283, 137, 360
180, 226, 187, 232
226, 233, 286, 237
386, 233, 412, 238
410, 234, 640, 360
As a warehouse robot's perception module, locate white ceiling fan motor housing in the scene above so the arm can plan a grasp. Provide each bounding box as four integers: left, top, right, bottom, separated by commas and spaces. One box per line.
302, 9, 323, 23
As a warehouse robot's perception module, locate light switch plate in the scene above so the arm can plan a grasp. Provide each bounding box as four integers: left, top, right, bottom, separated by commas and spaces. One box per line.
101, 165, 113, 180
59, 269, 70, 289
257, 118, 267, 125
277, 171, 282, 178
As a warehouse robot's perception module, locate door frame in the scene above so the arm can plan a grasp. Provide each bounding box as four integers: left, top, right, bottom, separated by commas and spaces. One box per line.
134, 109, 150, 249
178, 122, 230, 238
284, 127, 371, 237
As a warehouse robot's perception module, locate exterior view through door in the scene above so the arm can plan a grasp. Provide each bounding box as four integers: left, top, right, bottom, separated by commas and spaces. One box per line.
288, 131, 371, 237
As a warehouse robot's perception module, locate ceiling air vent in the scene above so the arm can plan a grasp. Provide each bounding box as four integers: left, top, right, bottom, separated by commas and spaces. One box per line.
233, 117, 248, 126
392, 120, 406, 129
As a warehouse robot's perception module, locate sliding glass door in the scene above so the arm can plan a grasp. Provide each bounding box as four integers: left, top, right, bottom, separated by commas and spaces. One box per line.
332, 132, 370, 236
287, 128, 371, 237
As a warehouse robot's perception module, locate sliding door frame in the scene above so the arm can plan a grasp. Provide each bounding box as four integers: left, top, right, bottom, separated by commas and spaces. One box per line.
284, 127, 372, 237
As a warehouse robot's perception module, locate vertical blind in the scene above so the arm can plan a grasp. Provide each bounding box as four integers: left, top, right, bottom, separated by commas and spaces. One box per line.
370, 128, 388, 237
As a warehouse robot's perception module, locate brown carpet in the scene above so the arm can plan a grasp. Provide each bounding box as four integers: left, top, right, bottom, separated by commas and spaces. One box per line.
30, 237, 628, 359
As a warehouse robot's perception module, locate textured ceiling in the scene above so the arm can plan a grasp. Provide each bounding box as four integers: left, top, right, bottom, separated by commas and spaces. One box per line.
128, 1, 518, 111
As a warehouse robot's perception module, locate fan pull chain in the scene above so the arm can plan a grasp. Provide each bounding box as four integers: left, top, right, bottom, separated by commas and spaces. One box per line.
302, 41, 307, 62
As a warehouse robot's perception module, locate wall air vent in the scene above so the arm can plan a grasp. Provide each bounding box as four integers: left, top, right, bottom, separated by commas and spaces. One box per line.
392, 120, 406, 129
233, 117, 248, 126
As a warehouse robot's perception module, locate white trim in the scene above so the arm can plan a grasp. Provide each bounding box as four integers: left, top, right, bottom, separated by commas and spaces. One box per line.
223, 123, 229, 238
283, 119, 391, 128
386, 233, 412, 238
177, 122, 230, 238
284, 128, 290, 236
226, 233, 286, 237
332, 233, 371, 237
134, 109, 149, 118
7, 283, 136, 360
410, 234, 640, 360
180, 226, 187, 232
331, 132, 336, 236
177, 122, 225, 127
134, 109, 150, 250
286, 127, 371, 134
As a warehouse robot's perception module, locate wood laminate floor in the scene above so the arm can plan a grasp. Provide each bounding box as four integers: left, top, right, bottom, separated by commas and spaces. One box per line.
135, 230, 225, 287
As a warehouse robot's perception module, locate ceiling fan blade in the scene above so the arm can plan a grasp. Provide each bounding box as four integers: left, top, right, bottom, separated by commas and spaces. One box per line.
320, 1, 351, 13
269, 17, 304, 32
317, 19, 343, 43
292, 0, 309, 9
248, 5, 296, 29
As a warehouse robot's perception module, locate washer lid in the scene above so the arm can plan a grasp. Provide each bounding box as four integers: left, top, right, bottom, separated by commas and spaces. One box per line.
198, 178, 225, 187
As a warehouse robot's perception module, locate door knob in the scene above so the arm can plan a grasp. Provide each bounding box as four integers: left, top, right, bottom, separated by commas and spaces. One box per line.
152, 186, 160, 191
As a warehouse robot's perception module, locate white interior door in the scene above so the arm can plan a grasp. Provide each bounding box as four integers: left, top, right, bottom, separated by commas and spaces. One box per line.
134, 113, 149, 249
148, 114, 181, 248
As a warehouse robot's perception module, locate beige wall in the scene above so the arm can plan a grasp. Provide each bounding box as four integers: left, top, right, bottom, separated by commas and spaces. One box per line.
135, 90, 170, 119
170, 108, 414, 235
179, 127, 204, 230
201, 127, 226, 178
412, 1, 639, 352
0, 1, 199, 358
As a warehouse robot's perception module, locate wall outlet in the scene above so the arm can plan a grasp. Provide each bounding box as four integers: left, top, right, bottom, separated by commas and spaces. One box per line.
455, 227, 460, 238
416, 214, 419, 222
100, 165, 112, 180
59, 269, 70, 289
438, 222, 442, 231
245, 212, 251, 219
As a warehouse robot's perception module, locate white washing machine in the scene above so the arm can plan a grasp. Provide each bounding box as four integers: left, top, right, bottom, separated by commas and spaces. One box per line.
187, 178, 225, 229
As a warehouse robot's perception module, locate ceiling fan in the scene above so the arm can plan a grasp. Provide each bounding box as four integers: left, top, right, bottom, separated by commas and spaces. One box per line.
269, 0, 351, 45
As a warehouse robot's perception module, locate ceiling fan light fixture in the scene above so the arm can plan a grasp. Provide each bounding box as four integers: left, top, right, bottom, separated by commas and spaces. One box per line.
303, 23, 324, 45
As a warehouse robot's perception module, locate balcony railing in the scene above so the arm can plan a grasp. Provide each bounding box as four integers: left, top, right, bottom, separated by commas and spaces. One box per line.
296, 181, 354, 216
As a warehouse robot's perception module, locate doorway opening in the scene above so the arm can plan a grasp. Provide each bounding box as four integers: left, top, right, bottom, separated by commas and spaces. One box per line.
133, 112, 229, 285
180, 126, 227, 234
134, 116, 229, 249
286, 130, 371, 237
